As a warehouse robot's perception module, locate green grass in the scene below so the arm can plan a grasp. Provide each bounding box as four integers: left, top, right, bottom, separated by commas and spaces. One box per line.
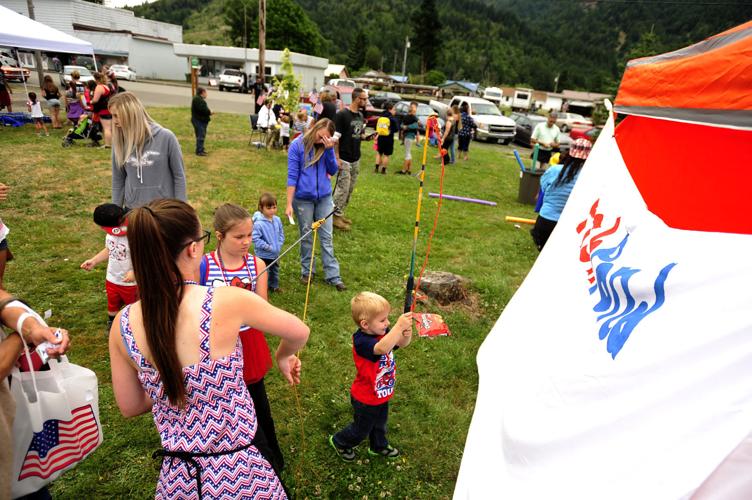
1, 109, 538, 499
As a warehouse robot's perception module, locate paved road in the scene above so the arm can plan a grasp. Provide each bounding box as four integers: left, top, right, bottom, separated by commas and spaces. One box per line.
6, 76, 256, 115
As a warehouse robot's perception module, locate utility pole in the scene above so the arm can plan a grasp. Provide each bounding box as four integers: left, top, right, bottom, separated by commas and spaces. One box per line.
243, 3, 247, 71
26, 0, 45, 86
258, 0, 266, 84
401, 36, 410, 78
553, 73, 560, 93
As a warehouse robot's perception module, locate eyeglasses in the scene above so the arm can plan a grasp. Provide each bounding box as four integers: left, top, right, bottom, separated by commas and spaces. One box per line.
182, 229, 211, 250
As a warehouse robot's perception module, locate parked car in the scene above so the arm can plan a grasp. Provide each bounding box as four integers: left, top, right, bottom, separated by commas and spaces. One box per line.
370, 91, 401, 109
1, 65, 30, 82
393, 101, 445, 134
569, 126, 603, 143
510, 112, 546, 147
511, 112, 572, 151
556, 112, 593, 132
59, 65, 95, 87
219, 68, 248, 93
109, 64, 136, 81
448, 95, 516, 144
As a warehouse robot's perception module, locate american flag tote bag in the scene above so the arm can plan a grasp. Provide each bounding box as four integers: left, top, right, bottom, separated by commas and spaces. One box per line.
9, 349, 102, 497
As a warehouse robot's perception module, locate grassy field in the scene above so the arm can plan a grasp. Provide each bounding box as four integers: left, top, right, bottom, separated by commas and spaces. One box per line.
1, 108, 538, 499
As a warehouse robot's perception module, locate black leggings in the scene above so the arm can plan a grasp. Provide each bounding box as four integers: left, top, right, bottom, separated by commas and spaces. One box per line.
530, 216, 557, 251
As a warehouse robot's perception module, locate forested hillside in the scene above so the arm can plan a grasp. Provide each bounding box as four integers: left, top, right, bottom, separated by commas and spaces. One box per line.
130, 0, 752, 93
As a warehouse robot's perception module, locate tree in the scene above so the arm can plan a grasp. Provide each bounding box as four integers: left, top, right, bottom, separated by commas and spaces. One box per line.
425, 69, 446, 86
364, 46, 382, 71
411, 0, 442, 74
272, 48, 303, 113
224, 0, 324, 56
347, 30, 367, 71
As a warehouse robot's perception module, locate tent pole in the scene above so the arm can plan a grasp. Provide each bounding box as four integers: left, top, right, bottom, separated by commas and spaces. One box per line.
93, 52, 98, 72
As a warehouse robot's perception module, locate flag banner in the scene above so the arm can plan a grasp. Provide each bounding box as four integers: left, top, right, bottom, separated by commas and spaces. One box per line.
256, 92, 266, 106
19, 405, 100, 480
455, 112, 752, 499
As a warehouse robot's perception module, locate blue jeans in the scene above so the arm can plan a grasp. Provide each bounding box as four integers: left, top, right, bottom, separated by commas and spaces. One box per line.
292, 195, 342, 284
449, 134, 456, 163
333, 397, 389, 451
261, 257, 280, 290
191, 118, 208, 153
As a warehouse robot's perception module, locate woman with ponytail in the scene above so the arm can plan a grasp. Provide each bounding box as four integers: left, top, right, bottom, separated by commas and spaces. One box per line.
108, 198, 308, 499
530, 138, 593, 251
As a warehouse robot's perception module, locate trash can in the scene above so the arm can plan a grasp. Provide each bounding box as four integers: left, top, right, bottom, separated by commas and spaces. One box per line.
517, 168, 546, 205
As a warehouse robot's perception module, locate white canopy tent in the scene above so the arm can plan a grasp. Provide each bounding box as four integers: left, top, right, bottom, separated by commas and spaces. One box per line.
0, 5, 94, 56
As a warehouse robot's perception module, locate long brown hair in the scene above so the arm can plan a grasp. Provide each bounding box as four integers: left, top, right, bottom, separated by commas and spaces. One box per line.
128, 199, 201, 407
42, 75, 58, 94
302, 118, 335, 167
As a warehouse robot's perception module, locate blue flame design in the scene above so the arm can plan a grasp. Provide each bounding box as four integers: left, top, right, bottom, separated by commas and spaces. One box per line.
588, 234, 677, 358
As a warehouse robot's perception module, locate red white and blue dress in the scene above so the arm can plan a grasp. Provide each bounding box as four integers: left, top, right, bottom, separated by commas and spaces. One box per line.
119, 287, 286, 499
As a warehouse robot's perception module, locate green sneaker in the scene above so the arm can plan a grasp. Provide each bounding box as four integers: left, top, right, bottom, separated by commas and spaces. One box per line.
329, 435, 355, 462
368, 445, 400, 459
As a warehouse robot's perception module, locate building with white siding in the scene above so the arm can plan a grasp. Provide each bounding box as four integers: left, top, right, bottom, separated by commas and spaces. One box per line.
173, 44, 328, 92
0, 0, 186, 80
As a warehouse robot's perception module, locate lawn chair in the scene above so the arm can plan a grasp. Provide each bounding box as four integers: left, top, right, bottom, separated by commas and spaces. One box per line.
248, 113, 265, 148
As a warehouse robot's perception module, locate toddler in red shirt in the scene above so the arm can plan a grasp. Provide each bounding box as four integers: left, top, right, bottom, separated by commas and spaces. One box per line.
329, 292, 413, 461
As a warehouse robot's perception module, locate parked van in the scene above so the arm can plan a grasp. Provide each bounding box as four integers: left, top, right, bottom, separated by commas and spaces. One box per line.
483, 87, 503, 105
448, 96, 516, 144
328, 78, 356, 88
512, 88, 533, 111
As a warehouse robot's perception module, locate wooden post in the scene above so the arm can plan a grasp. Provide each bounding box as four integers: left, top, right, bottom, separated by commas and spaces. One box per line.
191, 67, 198, 97
258, 0, 266, 83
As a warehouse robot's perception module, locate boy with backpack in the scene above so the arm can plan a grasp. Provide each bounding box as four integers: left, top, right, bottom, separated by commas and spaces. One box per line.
374, 103, 399, 174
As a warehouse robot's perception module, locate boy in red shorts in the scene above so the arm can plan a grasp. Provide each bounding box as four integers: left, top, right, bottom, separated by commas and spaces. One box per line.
80, 203, 138, 331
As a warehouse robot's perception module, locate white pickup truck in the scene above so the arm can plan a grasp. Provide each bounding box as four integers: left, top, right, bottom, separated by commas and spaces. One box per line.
218, 69, 248, 93
432, 96, 516, 144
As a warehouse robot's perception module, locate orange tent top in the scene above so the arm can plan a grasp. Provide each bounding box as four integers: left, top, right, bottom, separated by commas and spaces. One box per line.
615, 21, 752, 126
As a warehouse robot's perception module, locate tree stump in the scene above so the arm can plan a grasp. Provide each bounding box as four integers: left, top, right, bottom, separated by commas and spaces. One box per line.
417, 271, 470, 305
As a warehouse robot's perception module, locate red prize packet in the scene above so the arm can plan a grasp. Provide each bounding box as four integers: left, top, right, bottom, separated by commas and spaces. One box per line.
413, 313, 451, 338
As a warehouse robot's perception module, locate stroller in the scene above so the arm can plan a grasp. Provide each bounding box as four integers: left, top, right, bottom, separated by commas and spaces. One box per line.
61, 115, 102, 148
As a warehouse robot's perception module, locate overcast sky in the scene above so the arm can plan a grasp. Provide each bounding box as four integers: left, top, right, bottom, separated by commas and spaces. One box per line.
107, 0, 159, 7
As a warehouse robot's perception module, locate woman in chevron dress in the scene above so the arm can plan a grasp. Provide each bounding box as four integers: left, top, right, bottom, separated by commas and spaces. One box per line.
108, 199, 309, 499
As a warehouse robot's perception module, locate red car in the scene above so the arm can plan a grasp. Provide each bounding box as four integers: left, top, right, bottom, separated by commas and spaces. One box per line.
322, 85, 380, 127
1, 65, 30, 82
569, 126, 603, 143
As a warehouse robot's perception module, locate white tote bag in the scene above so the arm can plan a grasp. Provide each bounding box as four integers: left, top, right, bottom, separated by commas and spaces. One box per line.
9, 346, 102, 498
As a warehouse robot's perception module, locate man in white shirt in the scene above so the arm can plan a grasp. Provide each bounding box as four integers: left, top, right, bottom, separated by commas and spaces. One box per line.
257, 99, 279, 149
531, 112, 561, 169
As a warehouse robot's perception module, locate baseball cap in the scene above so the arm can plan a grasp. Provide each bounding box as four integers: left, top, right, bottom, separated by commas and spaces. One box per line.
93, 203, 127, 235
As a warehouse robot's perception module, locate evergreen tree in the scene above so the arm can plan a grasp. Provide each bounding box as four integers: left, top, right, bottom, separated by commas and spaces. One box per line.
365, 46, 382, 71
410, 0, 441, 74
347, 31, 367, 71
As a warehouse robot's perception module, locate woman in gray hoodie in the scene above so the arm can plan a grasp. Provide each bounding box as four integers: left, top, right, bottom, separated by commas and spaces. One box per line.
109, 92, 187, 209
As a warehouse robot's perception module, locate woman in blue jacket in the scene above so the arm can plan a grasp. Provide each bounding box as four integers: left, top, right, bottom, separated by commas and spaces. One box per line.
285, 118, 346, 291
